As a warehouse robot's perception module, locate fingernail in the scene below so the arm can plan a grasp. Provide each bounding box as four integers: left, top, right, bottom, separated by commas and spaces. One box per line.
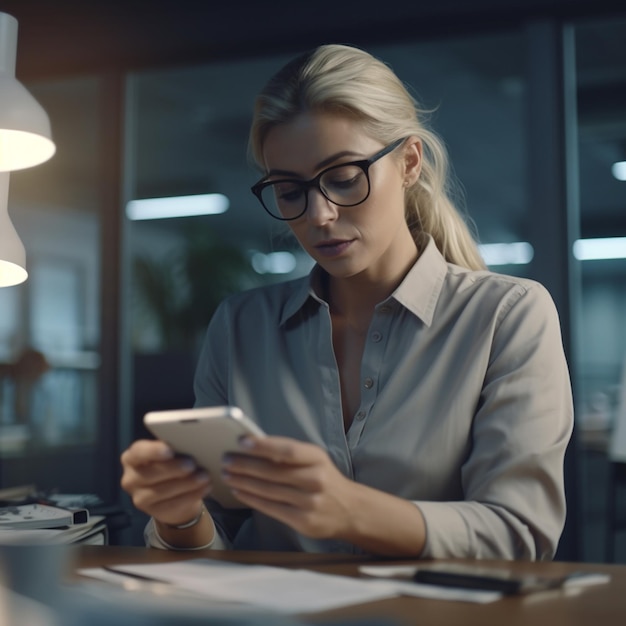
239, 436, 255, 449
179, 458, 196, 472
158, 446, 175, 460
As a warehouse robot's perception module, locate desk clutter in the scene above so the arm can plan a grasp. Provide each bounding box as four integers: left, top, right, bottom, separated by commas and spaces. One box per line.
0, 485, 128, 545
0, 502, 88, 529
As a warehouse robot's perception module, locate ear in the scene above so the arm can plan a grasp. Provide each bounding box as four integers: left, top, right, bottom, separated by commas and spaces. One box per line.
403, 137, 422, 187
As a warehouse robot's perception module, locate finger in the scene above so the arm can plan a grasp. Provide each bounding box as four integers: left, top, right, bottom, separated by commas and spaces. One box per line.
222, 469, 314, 508
121, 454, 202, 495
222, 454, 326, 492
229, 488, 318, 536
121, 439, 175, 467
237, 436, 325, 466
130, 456, 204, 487
229, 480, 348, 541
131, 472, 212, 513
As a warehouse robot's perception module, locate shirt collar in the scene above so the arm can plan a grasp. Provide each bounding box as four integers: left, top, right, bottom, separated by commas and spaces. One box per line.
279, 235, 448, 328
279, 268, 323, 326
390, 235, 447, 327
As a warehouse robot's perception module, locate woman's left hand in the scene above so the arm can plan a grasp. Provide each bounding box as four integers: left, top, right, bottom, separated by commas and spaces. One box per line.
221, 435, 354, 540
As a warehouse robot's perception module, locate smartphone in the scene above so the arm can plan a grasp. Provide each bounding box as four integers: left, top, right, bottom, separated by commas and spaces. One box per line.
412, 563, 566, 594
143, 406, 266, 509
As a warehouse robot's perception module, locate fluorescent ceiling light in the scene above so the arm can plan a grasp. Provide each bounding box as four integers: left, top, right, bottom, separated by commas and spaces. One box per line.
573, 237, 626, 261
611, 161, 626, 181
251, 251, 296, 275
126, 193, 229, 220
478, 242, 534, 266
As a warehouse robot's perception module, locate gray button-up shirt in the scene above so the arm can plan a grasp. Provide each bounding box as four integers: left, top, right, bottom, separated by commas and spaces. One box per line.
187, 237, 573, 560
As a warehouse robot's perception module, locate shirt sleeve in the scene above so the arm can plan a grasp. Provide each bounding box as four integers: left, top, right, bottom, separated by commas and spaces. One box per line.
191, 300, 254, 545
194, 300, 231, 408
416, 281, 573, 560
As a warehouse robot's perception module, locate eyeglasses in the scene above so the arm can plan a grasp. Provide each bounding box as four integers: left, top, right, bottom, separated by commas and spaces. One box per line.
251, 137, 406, 221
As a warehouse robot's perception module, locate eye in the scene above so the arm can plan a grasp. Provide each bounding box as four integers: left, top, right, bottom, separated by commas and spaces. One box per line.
274, 181, 304, 203
322, 165, 364, 191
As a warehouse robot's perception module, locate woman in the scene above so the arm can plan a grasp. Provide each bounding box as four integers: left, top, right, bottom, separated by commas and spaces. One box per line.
121, 44, 573, 560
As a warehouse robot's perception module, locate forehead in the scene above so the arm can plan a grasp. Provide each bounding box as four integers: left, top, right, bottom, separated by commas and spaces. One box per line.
262, 112, 380, 175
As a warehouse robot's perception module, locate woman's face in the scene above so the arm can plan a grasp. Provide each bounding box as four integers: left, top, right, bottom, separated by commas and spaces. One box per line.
261, 112, 421, 283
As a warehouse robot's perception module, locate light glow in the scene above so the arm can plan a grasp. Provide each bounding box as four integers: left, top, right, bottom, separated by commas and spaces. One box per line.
126, 194, 229, 220
611, 161, 626, 181
573, 237, 626, 261
0, 259, 27, 287
478, 242, 534, 266
0, 129, 56, 172
251, 251, 296, 275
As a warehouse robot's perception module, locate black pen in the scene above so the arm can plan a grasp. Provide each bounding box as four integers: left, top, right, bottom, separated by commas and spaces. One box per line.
413, 568, 610, 594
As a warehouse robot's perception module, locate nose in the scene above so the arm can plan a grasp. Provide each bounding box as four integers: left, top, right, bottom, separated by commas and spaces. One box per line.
306, 188, 339, 226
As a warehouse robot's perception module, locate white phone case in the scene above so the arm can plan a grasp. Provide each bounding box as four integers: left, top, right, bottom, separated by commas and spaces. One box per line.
143, 406, 265, 508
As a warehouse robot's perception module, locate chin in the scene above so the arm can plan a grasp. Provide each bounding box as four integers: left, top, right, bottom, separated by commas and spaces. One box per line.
317, 258, 365, 280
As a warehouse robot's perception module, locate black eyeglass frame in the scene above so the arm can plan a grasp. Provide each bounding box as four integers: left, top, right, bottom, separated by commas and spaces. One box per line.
250, 137, 407, 221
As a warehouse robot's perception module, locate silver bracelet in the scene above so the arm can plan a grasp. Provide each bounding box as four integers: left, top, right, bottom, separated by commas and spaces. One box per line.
165, 505, 205, 530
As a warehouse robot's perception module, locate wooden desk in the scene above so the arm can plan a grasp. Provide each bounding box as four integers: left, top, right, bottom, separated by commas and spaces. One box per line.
75, 546, 626, 626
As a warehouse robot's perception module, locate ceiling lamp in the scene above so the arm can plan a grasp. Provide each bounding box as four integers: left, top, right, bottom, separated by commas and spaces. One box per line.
0, 12, 55, 287
0, 12, 55, 171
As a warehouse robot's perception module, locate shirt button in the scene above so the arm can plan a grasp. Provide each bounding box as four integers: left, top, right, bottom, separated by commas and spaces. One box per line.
363, 377, 374, 389
355, 411, 366, 421
371, 331, 382, 343
379, 304, 392, 313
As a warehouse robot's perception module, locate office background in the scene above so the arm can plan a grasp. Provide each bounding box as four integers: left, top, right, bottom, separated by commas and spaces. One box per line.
0, 0, 624, 561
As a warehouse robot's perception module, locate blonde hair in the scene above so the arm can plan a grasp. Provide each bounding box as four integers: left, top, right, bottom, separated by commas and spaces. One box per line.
248, 44, 485, 271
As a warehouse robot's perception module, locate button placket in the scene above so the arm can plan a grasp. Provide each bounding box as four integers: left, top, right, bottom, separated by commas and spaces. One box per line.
348, 303, 392, 446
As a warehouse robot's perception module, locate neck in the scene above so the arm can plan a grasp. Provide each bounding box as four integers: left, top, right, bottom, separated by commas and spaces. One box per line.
325, 245, 419, 332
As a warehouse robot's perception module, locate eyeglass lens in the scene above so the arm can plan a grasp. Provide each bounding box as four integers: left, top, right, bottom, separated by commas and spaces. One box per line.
259, 163, 370, 220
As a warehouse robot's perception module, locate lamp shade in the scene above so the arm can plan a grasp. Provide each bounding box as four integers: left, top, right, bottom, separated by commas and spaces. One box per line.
0, 171, 27, 286
0, 12, 55, 172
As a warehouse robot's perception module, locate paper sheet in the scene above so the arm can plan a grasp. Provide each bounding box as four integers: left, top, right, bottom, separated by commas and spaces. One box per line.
82, 559, 398, 613
79, 557, 502, 613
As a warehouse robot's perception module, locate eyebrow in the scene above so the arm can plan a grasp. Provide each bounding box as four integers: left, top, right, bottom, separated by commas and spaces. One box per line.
266, 150, 364, 179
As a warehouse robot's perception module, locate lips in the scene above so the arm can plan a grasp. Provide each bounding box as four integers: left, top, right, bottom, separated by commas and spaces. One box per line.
314, 239, 354, 258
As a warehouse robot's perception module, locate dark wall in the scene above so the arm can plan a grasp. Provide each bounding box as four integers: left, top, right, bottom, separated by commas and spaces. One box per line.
3, 0, 624, 79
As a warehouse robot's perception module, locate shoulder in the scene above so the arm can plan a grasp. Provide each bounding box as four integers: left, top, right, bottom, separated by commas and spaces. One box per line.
407, 239, 556, 327
448, 264, 553, 302
443, 264, 559, 325
213, 275, 309, 321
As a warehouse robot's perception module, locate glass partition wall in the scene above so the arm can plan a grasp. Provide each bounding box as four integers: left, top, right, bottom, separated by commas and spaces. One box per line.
574, 17, 626, 563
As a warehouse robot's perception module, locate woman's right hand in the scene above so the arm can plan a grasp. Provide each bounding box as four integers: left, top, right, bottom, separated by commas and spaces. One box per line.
120, 439, 213, 527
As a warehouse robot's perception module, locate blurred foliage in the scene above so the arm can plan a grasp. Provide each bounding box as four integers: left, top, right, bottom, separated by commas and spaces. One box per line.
132, 228, 257, 351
